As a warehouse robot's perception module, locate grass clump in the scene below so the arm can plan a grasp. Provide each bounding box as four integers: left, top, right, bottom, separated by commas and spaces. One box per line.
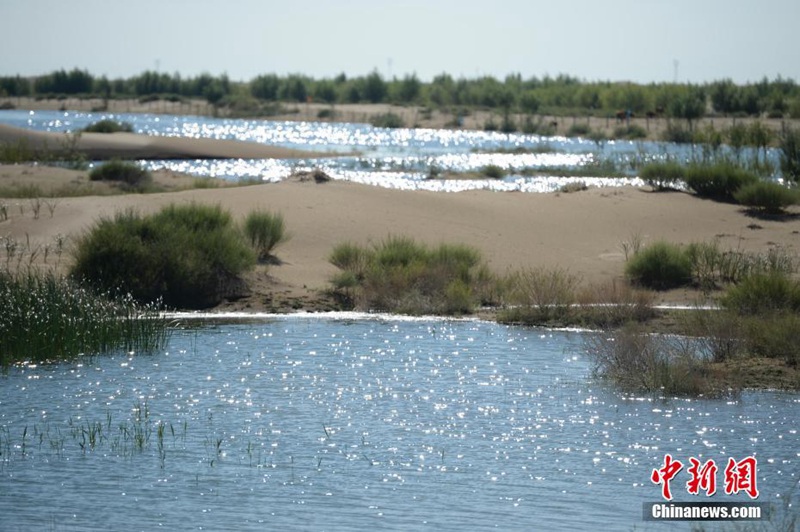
640, 161, 686, 190
243, 210, 288, 261
89, 159, 152, 190
0, 269, 169, 366
612, 124, 647, 140
733, 181, 799, 214
625, 241, 692, 289
684, 162, 758, 201
328, 236, 490, 315
81, 119, 134, 133
71, 203, 255, 309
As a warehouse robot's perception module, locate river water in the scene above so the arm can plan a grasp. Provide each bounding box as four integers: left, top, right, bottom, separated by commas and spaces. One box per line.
0, 317, 797, 531
0, 110, 781, 192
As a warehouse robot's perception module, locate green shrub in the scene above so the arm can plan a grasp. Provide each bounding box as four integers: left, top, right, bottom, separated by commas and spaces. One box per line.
743, 314, 800, 366
734, 181, 799, 214
89, 159, 152, 190
371, 112, 404, 128
626, 241, 692, 289
661, 123, 695, 144
566, 123, 591, 137
613, 124, 647, 140
481, 164, 506, 179
71, 204, 255, 309
328, 236, 488, 315
243, 210, 287, 260
684, 162, 758, 200
779, 126, 800, 183
721, 272, 800, 315
81, 119, 134, 133
0, 270, 168, 365
640, 161, 686, 190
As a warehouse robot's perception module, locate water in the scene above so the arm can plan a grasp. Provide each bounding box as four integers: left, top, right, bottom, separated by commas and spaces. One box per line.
1, 317, 797, 531
0, 109, 780, 192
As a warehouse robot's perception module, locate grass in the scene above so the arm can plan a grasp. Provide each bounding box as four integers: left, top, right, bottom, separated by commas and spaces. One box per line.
71, 203, 256, 309
0, 269, 169, 365
328, 236, 491, 315
243, 209, 288, 261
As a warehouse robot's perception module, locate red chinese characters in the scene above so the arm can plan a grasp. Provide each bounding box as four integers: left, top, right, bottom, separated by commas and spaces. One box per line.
651, 455, 759, 500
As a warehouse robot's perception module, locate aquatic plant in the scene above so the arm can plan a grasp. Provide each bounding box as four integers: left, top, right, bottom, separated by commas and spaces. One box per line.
71, 203, 255, 309
585, 326, 714, 396
0, 269, 169, 365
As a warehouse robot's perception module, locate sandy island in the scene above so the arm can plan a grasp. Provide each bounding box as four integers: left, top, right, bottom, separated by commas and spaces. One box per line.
2, 164, 799, 313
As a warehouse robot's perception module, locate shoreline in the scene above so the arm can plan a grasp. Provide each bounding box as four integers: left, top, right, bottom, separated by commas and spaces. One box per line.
3, 96, 795, 144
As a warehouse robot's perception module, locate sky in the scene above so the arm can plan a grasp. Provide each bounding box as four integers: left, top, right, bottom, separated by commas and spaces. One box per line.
1, 0, 798, 85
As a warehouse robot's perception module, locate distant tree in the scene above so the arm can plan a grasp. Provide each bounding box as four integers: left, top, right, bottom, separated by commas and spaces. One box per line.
363, 70, 387, 103
250, 74, 281, 100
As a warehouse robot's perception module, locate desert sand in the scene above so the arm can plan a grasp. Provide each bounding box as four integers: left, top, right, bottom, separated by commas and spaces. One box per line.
2, 159, 799, 311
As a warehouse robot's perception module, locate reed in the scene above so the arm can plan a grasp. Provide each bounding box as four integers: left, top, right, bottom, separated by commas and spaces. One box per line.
0, 269, 170, 366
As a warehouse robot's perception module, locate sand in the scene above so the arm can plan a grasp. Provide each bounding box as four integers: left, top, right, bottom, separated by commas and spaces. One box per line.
0, 123, 339, 160
2, 160, 799, 310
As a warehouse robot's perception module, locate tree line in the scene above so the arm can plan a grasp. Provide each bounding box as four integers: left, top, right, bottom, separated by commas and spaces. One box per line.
2, 68, 799, 120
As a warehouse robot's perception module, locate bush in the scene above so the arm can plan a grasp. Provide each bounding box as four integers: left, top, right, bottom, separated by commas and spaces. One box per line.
613, 124, 647, 140
743, 314, 800, 366
734, 181, 799, 214
721, 272, 800, 315
684, 162, 758, 200
576, 280, 655, 328
779, 126, 800, 184
566, 123, 591, 137
661, 123, 695, 144
481, 164, 506, 179
82, 119, 134, 133
0, 270, 168, 365
71, 204, 255, 309
89, 159, 152, 190
585, 326, 712, 396
626, 241, 692, 289
500, 267, 580, 323
371, 112, 404, 128
640, 161, 686, 190
243, 210, 287, 260
328, 236, 489, 315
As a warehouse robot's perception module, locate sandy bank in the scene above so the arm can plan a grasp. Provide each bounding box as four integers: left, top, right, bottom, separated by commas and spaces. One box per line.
3, 172, 799, 309
0, 123, 337, 160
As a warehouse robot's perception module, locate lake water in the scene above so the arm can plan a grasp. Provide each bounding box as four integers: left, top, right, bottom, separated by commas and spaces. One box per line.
1, 316, 797, 531
0, 110, 781, 192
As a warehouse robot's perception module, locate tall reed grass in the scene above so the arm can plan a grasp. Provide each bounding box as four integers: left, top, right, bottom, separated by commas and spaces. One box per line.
0, 269, 169, 365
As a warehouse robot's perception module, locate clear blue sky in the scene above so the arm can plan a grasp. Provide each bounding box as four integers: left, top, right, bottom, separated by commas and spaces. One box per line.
1, 0, 798, 84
